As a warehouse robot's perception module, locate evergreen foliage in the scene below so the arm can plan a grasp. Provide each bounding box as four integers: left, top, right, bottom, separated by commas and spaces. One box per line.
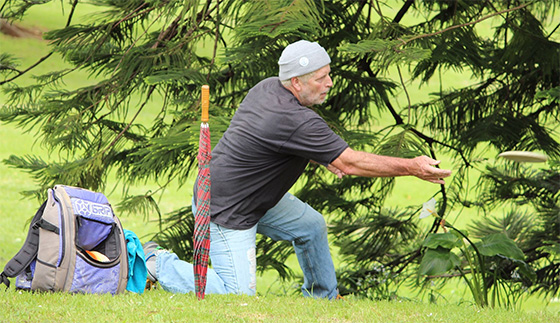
1, 0, 558, 304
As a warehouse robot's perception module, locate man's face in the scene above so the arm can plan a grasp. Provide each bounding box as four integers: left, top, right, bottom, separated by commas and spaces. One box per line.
298, 65, 333, 106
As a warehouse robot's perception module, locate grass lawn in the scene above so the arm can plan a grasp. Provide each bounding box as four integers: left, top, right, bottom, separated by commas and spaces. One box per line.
1, 288, 559, 323
0, 2, 559, 321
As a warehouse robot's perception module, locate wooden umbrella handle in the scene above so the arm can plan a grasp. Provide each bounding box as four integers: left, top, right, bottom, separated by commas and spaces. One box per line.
201, 85, 209, 122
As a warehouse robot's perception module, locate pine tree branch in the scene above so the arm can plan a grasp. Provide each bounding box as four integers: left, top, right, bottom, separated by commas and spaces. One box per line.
0, 52, 52, 85
392, 0, 414, 24
2, 2, 155, 89
0, 0, 79, 86
372, 2, 529, 170
258, 0, 296, 33
208, 0, 221, 82
360, 49, 469, 192
547, 22, 560, 38
394, 2, 531, 49
371, 0, 383, 20
396, 65, 412, 124
351, 0, 369, 28
115, 8, 165, 72
67, 2, 154, 81
1, 1, 152, 87
259, 20, 287, 33
152, 15, 181, 49
373, 88, 452, 223
61, 3, 160, 126
0, 65, 21, 74
173, 0, 218, 51
101, 85, 156, 156
377, 86, 470, 168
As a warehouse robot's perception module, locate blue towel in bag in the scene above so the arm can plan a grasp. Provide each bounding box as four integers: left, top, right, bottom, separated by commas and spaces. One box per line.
124, 229, 148, 294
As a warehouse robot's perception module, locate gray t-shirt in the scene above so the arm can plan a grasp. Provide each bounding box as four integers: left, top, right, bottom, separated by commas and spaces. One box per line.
207, 77, 348, 229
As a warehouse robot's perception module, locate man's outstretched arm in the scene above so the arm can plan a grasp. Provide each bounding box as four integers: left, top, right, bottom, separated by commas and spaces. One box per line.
330, 148, 452, 184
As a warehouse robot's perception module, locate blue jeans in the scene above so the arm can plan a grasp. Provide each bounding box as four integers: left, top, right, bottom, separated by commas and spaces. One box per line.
155, 192, 338, 299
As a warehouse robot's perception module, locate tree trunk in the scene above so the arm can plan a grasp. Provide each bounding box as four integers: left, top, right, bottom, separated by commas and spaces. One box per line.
0, 19, 42, 38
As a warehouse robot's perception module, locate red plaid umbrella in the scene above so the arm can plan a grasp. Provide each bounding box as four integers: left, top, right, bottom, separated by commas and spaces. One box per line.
193, 85, 211, 300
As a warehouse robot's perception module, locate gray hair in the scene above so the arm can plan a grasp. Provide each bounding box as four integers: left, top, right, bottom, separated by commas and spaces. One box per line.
280, 69, 317, 88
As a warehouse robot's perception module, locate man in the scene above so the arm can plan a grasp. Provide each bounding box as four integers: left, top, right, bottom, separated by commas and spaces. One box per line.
145, 40, 452, 299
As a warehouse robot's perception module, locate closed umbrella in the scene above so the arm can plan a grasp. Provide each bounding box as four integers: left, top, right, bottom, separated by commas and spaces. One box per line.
193, 84, 211, 300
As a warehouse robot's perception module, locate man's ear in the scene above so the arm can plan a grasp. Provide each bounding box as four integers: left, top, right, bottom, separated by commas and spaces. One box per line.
291, 77, 302, 91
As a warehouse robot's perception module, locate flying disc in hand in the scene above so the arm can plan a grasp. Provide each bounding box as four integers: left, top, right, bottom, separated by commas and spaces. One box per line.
497, 151, 548, 163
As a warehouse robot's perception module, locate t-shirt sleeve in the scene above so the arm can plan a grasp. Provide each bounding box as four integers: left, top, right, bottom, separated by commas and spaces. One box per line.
280, 117, 349, 166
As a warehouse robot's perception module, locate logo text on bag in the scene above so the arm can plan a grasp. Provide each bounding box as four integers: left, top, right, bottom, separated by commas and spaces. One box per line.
71, 199, 113, 219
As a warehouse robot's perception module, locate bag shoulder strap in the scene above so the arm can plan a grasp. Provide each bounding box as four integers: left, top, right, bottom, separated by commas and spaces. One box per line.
0, 201, 47, 286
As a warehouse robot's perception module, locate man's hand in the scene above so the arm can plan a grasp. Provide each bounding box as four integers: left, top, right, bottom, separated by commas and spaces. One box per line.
409, 156, 451, 185
326, 163, 346, 179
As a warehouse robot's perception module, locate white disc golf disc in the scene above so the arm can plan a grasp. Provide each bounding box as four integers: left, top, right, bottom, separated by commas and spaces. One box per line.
497, 151, 548, 163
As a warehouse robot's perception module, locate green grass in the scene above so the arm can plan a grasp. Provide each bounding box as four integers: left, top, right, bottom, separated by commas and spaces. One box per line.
1, 2, 559, 321
0, 288, 558, 323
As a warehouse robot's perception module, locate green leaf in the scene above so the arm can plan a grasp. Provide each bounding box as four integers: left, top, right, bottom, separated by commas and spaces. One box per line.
535, 86, 560, 102
476, 233, 525, 260
419, 247, 461, 276
422, 232, 461, 249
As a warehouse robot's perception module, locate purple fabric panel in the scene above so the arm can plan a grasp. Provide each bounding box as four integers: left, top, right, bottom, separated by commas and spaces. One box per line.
63, 186, 109, 204
77, 218, 113, 250
69, 256, 120, 294
71, 197, 114, 249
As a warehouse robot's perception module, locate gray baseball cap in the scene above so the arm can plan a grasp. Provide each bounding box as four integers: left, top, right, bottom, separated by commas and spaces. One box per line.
278, 40, 331, 80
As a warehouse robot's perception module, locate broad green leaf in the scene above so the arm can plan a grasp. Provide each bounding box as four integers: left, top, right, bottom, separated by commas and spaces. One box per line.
419, 247, 461, 276
476, 233, 525, 260
422, 232, 461, 250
